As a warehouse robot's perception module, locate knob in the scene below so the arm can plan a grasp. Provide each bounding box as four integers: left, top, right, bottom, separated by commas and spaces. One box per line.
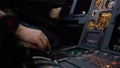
107, 1, 116, 9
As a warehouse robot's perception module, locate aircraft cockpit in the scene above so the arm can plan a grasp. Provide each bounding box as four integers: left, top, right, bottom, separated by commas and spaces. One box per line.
0, 0, 120, 68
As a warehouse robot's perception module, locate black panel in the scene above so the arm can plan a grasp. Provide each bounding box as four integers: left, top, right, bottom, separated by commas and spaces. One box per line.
108, 14, 120, 52
73, 0, 92, 15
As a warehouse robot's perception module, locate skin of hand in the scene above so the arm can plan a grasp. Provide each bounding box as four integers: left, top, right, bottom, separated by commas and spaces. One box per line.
0, 10, 51, 52
15, 24, 51, 52
49, 7, 62, 19
0, 10, 7, 18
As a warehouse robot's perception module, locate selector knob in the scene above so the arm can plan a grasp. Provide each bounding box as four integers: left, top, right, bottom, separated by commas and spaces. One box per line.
93, 50, 100, 56
103, 53, 109, 56
94, 50, 100, 54
107, 1, 116, 9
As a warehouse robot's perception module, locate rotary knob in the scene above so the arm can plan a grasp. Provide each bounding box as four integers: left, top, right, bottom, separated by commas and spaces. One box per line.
107, 1, 116, 9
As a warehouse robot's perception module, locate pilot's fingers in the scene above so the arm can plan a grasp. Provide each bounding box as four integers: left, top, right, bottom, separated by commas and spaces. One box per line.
37, 32, 51, 51
42, 33, 51, 51
49, 7, 62, 19
46, 40, 51, 52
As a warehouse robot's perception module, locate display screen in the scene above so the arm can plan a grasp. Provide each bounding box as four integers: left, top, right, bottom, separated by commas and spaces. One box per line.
82, 31, 101, 49
85, 32, 100, 45
108, 15, 120, 52
60, 0, 92, 16
73, 0, 92, 15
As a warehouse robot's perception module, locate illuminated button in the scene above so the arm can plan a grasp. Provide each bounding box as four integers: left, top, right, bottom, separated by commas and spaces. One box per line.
103, 53, 109, 56
94, 50, 100, 54
106, 65, 110, 68
95, 50, 100, 53
95, 0, 101, 7
87, 21, 95, 29
82, 11, 86, 14
111, 61, 117, 65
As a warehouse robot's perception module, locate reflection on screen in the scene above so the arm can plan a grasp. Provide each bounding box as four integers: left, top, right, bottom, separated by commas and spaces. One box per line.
85, 32, 101, 46
60, 0, 92, 16
73, 0, 92, 15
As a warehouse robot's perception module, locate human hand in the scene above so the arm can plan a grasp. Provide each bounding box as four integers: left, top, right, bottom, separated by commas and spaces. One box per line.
15, 24, 51, 52
49, 7, 62, 19
0, 10, 6, 18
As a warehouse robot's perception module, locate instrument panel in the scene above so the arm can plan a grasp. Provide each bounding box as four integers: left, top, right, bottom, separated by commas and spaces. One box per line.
78, 0, 119, 54
50, 0, 120, 68
17, 0, 120, 68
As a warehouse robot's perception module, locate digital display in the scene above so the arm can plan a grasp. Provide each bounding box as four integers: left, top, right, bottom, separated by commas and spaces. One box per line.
79, 31, 102, 50
82, 32, 101, 47
108, 15, 120, 52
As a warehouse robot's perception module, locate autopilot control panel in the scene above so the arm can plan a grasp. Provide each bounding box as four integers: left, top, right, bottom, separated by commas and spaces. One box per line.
49, 0, 120, 68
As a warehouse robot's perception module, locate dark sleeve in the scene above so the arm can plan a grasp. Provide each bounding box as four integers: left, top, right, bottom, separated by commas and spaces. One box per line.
0, 14, 19, 34
17, 1, 65, 26
17, 2, 52, 21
